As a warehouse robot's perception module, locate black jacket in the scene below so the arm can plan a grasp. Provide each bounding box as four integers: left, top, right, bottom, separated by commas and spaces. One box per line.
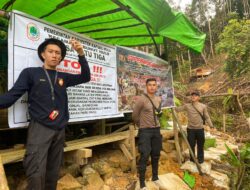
0, 55, 90, 129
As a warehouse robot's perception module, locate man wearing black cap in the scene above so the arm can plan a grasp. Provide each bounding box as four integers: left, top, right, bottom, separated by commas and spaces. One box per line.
0, 38, 90, 189
175, 90, 213, 164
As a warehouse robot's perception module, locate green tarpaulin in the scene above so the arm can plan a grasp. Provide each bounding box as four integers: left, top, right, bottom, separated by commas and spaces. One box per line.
0, 0, 206, 52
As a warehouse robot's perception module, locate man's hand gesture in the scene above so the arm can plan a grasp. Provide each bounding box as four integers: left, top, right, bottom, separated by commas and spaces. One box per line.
70, 39, 84, 56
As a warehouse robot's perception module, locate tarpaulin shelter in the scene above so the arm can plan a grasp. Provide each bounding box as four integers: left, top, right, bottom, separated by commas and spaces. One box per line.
0, 0, 206, 53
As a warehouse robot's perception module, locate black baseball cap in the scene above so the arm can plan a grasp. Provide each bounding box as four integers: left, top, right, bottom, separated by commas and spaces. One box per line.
191, 90, 201, 96
37, 38, 67, 62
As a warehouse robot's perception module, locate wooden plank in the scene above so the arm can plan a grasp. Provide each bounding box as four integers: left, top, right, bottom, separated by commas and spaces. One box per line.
64, 131, 130, 152
172, 109, 183, 165
106, 121, 129, 127
101, 119, 106, 135
0, 149, 25, 164
64, 148, 92, 165
0, 130, 141, 165
112, 123, 131, 133
0, 156, 9, 190
119, 143, 133, 161
129, 125, 136, 173
0, 131, 130, 164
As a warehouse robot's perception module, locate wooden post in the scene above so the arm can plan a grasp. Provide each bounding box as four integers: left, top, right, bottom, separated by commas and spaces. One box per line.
64, 148, 92, 166
101, 119, 106, 135
172, 109, 183, 165
129, 125, 136, 173
0, 156, 9, 190
223, 113, 226, 132
119, 143, 133, 161
172, 110, 203, 175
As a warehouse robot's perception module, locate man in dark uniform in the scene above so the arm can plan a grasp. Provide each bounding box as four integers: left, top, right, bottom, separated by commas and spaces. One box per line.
0, 38, 90, 189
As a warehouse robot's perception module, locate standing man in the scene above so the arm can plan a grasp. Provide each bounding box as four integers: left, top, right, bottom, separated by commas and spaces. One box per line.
175, 90, 213, 164
0, 38, 90, 189
132, 78, 163, 190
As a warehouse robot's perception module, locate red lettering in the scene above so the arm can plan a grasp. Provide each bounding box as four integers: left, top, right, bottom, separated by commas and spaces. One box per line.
71, 61, 81, 69
63, 59, 71, 67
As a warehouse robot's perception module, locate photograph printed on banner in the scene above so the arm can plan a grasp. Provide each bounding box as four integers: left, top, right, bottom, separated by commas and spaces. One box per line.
117, 47, 175, 112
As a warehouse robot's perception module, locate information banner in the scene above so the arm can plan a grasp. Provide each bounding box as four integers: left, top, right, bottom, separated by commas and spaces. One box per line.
8, 11, 120, 128
117, 46, 175, 112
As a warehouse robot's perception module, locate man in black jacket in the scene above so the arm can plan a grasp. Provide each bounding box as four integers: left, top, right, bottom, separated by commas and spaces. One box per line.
0, 38, 91, 190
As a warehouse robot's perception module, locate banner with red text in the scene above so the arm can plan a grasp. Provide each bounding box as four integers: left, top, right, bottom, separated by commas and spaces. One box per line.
117, 46, 174, 112
8, 11, 120, 128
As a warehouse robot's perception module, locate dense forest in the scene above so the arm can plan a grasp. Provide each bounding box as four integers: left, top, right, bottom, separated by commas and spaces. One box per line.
165, 0, 250, 189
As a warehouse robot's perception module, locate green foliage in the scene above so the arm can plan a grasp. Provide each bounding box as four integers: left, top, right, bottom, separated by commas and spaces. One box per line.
0, 17, 8, 30
159, 110, 172, 129
0, 71, 7, 93
174, 96, 181, 106
179, 60, 191, 82
204, 138, 216, 150
0, 14, 8, 71
183, 171, 195, 188
225, 143, 241, 167
0, 30, 7, 39
222, 88, 234, 111
227, 12, 239, 21
224, 143, 250, 189
0, 16, 8, 38
210, 107, 233, 130
247, 112, 250, 118
240, 143, 250, 189
240, 143, 250, 162
222, 96, 236, 112
216, 19, 250, 78
173, 81, 187, 92
159, 96, 181, 129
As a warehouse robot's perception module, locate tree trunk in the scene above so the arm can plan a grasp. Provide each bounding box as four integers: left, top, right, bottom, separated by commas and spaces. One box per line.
243, 0, 250, 18
223, 113, 226, 132
225, 0, 230, 13
208, 19, 215, 58
188, 50, 192, 77
229, 0, 232, 12
176, 55, 184, 83
201, 51, 208, 65
180, 52, 185, 64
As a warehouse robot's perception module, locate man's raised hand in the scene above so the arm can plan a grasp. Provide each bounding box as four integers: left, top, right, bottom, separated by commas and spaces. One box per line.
70, 39, 84, 56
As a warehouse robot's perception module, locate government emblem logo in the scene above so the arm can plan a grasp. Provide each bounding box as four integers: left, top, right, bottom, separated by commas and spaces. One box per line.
27, 23, 40, 41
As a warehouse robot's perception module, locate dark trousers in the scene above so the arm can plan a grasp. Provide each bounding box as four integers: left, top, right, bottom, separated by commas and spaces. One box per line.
187, 128, 205, 163
23, 120, 65, 190
138, 128, 162, 188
